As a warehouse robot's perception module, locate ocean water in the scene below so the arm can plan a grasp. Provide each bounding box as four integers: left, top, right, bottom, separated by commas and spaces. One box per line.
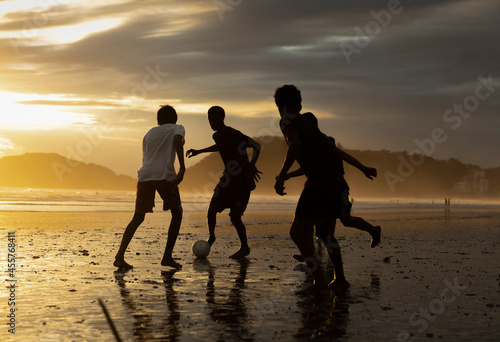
0, 188, 298, 212
0, 188, 135, 212
0, 187, 498, 212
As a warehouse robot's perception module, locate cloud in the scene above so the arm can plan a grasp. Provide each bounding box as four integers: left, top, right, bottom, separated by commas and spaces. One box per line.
1, 0, 499, 172
0, 137, 22, 158
0, 137, 16, 151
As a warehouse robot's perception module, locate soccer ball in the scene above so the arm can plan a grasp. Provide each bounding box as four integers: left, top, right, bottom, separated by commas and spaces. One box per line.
192, 240, 210, 258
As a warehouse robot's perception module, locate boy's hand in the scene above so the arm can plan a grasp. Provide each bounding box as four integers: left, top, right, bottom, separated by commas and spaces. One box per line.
274, 176, 287, 196
363, 166, 377, 180
186, 149, 199, 158
250, 164, 263, 183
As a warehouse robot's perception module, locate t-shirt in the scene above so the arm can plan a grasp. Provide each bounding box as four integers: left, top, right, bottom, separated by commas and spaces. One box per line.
280, 113, 341, 183
327, 136, 349, 190
137, 123, 185, 182
327, 136, 345, 177
213, 126, 256, 190
302, 112, 345, 177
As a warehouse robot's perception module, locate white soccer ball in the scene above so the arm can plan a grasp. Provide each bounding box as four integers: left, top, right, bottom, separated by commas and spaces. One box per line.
192, 240, 210, 258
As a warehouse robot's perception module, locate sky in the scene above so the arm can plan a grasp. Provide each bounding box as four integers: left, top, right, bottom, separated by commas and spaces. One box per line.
0, 0, 499, 177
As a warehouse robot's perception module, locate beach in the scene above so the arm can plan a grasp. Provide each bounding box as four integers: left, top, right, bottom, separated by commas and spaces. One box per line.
0, 207, 499, 341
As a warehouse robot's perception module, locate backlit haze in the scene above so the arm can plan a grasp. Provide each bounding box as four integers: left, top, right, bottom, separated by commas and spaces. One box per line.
1, 0, 499, 177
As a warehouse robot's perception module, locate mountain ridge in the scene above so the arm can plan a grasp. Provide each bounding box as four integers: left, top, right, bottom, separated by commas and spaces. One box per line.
0, 152, 135, 190
1, 139, 499, 199
180, 136, 500, 199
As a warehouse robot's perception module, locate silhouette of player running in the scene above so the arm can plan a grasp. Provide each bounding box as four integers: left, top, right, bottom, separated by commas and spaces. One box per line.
187, 106, 262, 259
114, 105, 185, 269
285, 112, 381, 250
274, 85, 377, 295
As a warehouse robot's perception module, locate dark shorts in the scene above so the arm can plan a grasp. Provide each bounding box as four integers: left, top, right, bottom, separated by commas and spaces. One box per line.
208, 176, 251, 217
135, 180, 182, 213
339, 188, 352, 214
293, 181, 343, 225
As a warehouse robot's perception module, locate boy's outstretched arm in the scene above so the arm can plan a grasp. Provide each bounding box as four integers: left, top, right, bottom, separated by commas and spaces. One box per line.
275, 131, 301, 195
174, 134, 186, 185
285, 168, 305, 180
186, 144, 218, 158
337, 148, 377, 180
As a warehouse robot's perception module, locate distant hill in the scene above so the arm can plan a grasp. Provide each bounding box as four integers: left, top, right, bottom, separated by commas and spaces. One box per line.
180, 136, 500, 200
0, 153, 135, 190
2, 141, 498, 199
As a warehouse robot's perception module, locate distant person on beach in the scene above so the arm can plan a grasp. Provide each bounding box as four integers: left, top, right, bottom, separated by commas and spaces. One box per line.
285, 112, 381, 249
114, 105, 186, 269
186, 106, 261, 259
273, 85, 376, 294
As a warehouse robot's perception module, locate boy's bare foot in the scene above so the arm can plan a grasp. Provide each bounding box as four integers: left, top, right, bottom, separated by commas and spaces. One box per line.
207, 235, 216, 246
113, 258, 133, 269
328, 279, 351, 292
161, 256, 182, 269
229, 246, 250, 259
371, 226, 381, 248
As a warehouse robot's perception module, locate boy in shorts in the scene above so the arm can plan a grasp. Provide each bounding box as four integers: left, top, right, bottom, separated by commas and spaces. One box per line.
286, 112, 381, 249
186, 106, 261, 259
114, 105, 186, 269
274, 85, 372, 294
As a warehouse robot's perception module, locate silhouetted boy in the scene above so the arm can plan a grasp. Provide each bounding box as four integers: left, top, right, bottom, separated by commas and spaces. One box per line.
186, 106, 261, 259
274, 85, 357, 294
286, 112, 381, 249
114, 105, 186, 269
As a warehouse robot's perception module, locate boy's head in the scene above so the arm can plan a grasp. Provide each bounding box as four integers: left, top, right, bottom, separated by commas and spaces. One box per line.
274, 84, 302, 116
157, 105, 177, 125
208, 106, 225, 131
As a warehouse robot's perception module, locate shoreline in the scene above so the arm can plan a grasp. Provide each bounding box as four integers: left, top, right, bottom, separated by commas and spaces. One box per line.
1, 207, 500, 233
1, 199, 499, 214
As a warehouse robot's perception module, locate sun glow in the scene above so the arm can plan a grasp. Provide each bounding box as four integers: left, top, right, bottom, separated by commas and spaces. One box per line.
35, 18, 125, 46
0, 92, 95, 130
0, 18, 126, 47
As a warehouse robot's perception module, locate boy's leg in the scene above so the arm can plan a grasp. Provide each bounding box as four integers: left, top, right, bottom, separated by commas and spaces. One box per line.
161, 205, 183, 269
207, 184, 226, 246
229, 214, 250, 259
339, 211, 381, 248
316, 220, 350, 290
114, 212, 146, 268
290, 221, 329, 292
207, 207, 217, 246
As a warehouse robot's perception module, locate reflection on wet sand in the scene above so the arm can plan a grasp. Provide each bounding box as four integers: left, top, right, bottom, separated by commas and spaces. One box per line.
114, 269, 182, 341
294, 292, 349, 340
109, 241, 383, 341
194, 258, 254, 341
371, 271, 380, 293
161, 269, 182, 341
292, 242, 349, 340
114, 270, 154, 341
295, 271, 381, 339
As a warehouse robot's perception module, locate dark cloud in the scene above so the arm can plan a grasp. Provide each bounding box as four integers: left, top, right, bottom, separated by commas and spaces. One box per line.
2, 0, 500, 172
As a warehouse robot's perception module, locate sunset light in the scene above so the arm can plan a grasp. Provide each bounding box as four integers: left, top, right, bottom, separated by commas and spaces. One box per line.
0, 2, 499, 341
0, 0, 498, 176
0, 92, 95, 130
26, 18, 126, 46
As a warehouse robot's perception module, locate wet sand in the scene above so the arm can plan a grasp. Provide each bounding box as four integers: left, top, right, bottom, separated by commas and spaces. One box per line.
0, 208, 499, 341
